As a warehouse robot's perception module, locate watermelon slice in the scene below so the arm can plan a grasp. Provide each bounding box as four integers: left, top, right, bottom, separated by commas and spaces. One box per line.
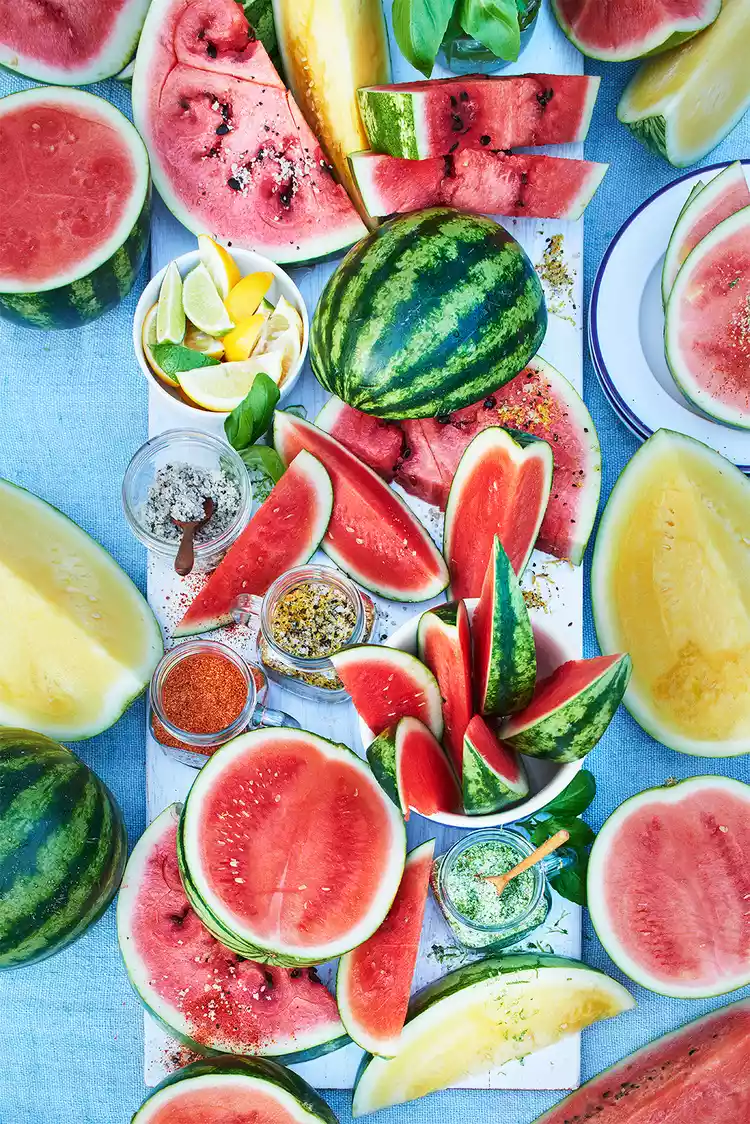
179, 727, 406, 965
417, 602, 472, 777
588, 775, 750, 998
501, 654, 632, 762
174, 450, 333, 637
315, 397, 402, 481
552, 0, 721, 60
350, 151, 609, 222
462, 716, 529, 816
273, 411, 449, 602
665, 206, 750, 429
473, 536, 536, 717
662, 162, 750, 302
444, 428, 552, 598
117, 805, 347, 1060
337, 840, 434, 1056
366, 717, 461, 820
357, 74, 600, 159
131, 0, 367, 264
331, 646, 444, 740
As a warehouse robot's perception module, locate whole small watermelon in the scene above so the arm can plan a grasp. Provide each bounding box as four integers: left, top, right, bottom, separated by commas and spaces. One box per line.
0, 730, 127, 968
311, 207, 547, 420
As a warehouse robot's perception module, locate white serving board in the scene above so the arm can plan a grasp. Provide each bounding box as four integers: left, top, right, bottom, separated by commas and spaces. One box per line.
143, 0, 587, 1091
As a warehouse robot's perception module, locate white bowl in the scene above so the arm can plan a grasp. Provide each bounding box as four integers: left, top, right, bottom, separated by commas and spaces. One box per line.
133, 247, 309, 424
359, 601, 582, 829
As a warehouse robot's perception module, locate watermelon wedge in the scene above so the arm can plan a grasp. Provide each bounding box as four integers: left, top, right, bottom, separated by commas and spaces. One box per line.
117, 805, 347, 1060
357, 74, 600, 159
337, 840, 434, 1057
331, 646, 444, 740
274, 411, 449, 601
350, 151, 609, 222
174, 451, 332, 637
473, 536, 536, 717
462, 717, 529, 816
662, 162, 750, 303
501, 654, 632, 762
367, 717, 461, 820
444, 427, 553, 597
552, 0, 721, 60
315, 397, 402, 481
417, 602, 472, 777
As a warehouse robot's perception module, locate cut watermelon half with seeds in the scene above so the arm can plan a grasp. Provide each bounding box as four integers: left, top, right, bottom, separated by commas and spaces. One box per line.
332, 645, 444, 740
367, 717, 461, 820
417, 601, 472, 778
462, 716, 529, 816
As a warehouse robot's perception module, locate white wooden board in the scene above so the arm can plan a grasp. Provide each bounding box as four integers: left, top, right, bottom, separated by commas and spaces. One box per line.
143, 0, 588, 1091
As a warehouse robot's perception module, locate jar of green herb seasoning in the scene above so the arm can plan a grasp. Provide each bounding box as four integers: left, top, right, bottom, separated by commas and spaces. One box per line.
431, 829, 574, 951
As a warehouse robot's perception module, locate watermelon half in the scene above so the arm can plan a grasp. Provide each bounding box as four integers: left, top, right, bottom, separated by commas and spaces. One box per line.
417, 602, 472, 777
179, 727, 406, 965
131, 0, 366, 264
274, 412, 448, 602
588, 775, 750, 998
552, 0, 721, 60
444, 427, 553, 597
366, 717, 461, 820
462, 717, 529, 816
472, 536, 536, 717
174, 450, 333, 637
117, 804, 347, 1060
665, 205, 750, 429
332, 646, 444, 741
0, 87, 150, 329
337, 840, 434, 1057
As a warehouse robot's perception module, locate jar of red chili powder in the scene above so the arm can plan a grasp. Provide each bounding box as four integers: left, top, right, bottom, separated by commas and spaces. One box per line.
149, 640, 299, 767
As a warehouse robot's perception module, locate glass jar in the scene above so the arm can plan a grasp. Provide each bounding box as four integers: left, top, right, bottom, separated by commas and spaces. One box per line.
431, 829, 574, 951
438, 0, 540, 74
149, 640, 299, 768
122, 429, 251, 573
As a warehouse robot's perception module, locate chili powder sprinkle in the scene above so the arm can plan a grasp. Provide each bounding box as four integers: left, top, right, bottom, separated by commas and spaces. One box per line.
162, 651, 248, 734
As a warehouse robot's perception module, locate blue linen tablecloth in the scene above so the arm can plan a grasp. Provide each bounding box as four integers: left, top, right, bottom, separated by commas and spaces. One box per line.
0, 55, 749, 1124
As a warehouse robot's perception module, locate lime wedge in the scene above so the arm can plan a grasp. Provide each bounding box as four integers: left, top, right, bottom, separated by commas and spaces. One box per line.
151, 343, 220, 376
142, 304, 179, 386
182, 263, 234, 336
156, 261, 186, 344
176, 352, 284, 411
198, 234, 241, 300
185, 322, 225, 360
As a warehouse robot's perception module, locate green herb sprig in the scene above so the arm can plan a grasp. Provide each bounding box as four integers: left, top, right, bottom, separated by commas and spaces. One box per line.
392, 0, 521, 77
520, 770, 596, 907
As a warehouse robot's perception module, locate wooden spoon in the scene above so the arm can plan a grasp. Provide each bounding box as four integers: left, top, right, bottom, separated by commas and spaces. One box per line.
171, 497, 215, 577
482, 829, 570, 896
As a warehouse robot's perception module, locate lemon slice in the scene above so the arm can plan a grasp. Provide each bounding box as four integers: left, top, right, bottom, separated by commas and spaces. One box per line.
182, 263, 234, 336
251, 296, 304, 384
156, 261, 185, 344
176, 352, 284, 411
142, 304, 180, 387
185, 322, 225, 360
258, 297, 274, 319
198, 234, 241, 300
222, 314, 266, 362
225, 271, 274, 322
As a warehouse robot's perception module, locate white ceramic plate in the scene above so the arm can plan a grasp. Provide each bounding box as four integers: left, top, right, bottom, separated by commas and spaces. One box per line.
358, 602, 583, 829
590, 160, 750, 470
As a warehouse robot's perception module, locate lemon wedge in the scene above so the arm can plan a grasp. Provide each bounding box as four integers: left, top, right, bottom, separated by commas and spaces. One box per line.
142, 304, 180, 387
176, 353, 284, 411
225, 271, 274, 322
156, 261, 185, 345
182, 263, 234, 336
251, 295, 304, 384
223, 314, 266, 362
184, 322, 225, 360
198, 234, 241, 300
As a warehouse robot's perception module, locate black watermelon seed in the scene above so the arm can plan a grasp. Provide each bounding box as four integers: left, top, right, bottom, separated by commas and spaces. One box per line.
460, 91, 469, 101
227, 177, 242, 191
480, 134, 491, 145
449, 141, 459, 153
216, 123, 230, 135
206, 41, 217, 58
483, 397, 496, 408
450, 95, 457, 107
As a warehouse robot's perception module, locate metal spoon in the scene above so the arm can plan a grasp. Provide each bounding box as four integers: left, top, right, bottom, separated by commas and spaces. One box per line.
171, 497, 215, 577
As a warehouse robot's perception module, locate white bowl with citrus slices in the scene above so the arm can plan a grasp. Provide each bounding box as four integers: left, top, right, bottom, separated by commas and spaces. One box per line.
133, 236, 308, 419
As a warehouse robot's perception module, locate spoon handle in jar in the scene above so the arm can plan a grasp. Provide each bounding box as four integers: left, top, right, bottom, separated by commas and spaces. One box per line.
174, 525, 198, 577
482, 829, 570, 896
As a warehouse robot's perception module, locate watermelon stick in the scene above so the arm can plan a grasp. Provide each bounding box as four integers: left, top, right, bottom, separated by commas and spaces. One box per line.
482, 829, 570, 896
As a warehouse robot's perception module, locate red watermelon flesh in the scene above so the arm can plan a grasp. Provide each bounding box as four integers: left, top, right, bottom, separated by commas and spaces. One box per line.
417, 601, 473, 778
315, 396, 403, 481
131, 0, 366, 263
273, 411, 448, 602
331, 646, 444, 740
350, 151, 609, 222
117, 805, 345, 1060
337, 840, 434, 1056
136, 1076, 313, 1124
552, 0, 720, 60
174, 450, 333, 637
533, 998, 750, 1124
396, 718, 461, 819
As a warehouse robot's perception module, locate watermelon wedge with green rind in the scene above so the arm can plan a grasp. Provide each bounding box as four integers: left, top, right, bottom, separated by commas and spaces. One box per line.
315, 397, 403, 481
551, 0, 720, 60
178, 727, 406, 966
366, 717, 461, 820
333, 646, 444, 741
500, 654, 632, 762
174, 450, 332, 637
352, 954, 634, 1115
117, 804, 349, 1061
417, 601, 472, 777
273, 412, 448, 602
587, 775, 750, 999
462, 716, 529, 816
337, 840, 434, 1057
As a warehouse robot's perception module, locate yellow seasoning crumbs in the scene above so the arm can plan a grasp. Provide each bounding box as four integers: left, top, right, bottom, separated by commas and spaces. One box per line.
270, 581, 357, 659
523, 588, 548, 613
536, 233, 576, 324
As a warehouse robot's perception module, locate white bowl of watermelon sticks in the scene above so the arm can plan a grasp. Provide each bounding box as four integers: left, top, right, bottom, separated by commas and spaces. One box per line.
357, 602, 582, 830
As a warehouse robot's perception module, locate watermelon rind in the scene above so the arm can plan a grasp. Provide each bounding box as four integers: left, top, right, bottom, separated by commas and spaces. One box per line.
117, 805, 350, 1062
462, 719, 529, 816
473, 536, 536, 717
587, 775, 750, 999
0, 730, 127, 968
366, 725, 402, 810
332, 646, 444, 741
179, 727, 406, 965
352, 954, 634, 1115
310, 207, 547, 420
0, 88, 150, 329
661, 177, 705, 302
551, 0, 720, 61
132, 1054, 341, 1124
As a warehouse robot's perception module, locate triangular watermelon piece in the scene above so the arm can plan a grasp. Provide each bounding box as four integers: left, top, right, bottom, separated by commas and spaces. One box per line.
417, 601, 472, 778
332, 645, 443, 739
367, 717, 461, 820
462, 716, 529, 816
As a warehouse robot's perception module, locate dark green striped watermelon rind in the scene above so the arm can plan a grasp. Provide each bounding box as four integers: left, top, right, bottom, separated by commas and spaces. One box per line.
0, 190, 150, 329
0, 732, 126, 968
366, 726, 402, 810
462, 729, 529, 816
311, 208, 547, 420
477, 537, 536, 716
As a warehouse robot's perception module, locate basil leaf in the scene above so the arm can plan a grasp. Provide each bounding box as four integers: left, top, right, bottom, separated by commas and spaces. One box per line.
457, 0, 520, 61
550, 863, 587, 906
392, 0, 457, 77
239, 445, 286, 504
224, 373, 280, 451
529, 814, 594, 850
238, 0, 284, 75
536, 770, 596, 820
